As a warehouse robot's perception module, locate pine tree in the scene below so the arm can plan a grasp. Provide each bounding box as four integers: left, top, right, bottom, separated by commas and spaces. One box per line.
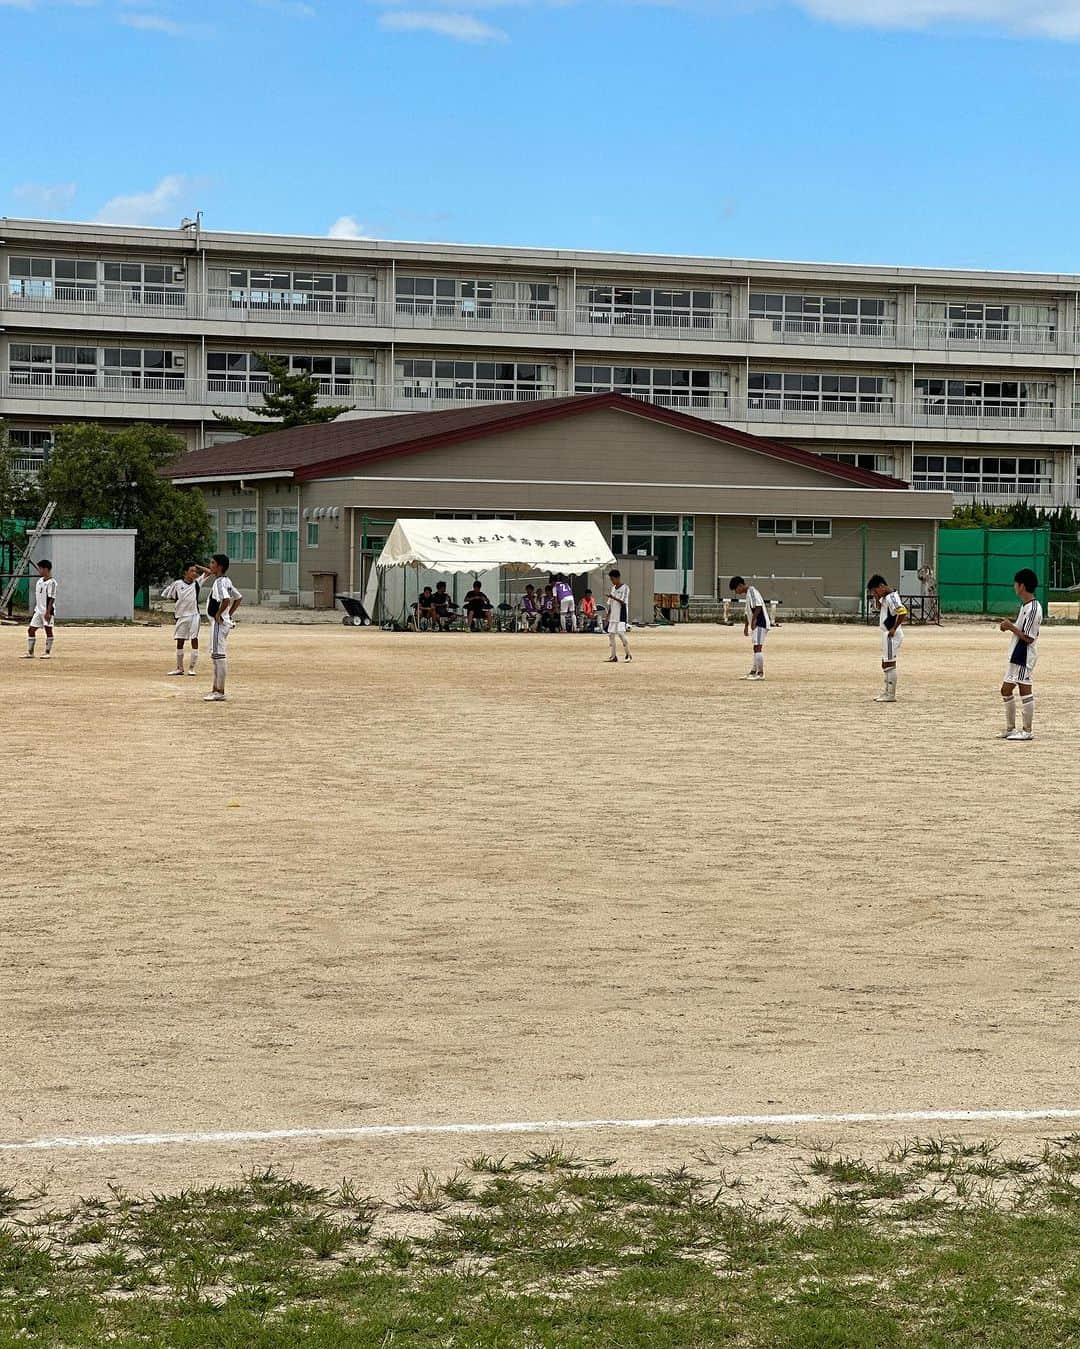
212, 352, 352, 437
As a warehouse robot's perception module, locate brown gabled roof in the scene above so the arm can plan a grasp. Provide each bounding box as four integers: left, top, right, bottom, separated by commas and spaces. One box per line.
164, 392, 909, 490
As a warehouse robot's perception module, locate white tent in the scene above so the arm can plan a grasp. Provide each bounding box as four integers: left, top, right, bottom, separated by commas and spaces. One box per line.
365, 518, 616, 619
376, 518, 615, 575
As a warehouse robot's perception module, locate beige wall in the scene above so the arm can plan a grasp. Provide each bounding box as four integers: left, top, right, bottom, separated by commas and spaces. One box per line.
714, 517, 937, 610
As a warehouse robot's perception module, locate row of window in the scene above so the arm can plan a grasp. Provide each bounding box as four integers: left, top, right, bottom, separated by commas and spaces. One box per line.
7, 346, 1076, 416
6, 256, 1069, 329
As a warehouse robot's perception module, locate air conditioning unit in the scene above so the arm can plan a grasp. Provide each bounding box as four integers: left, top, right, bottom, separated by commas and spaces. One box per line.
173, 353, 186, 370
172, 268, 186, 284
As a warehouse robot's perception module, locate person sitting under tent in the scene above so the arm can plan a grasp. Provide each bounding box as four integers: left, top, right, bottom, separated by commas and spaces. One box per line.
410, 586, 438, 629
518, 584, 541, 632
431, 581, 458, 630
579, 589, 599, 632
538, 585, 559, 632
463, 580, 494, 631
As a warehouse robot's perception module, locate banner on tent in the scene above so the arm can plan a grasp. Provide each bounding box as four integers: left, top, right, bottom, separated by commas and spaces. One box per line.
376, 519, 616, 575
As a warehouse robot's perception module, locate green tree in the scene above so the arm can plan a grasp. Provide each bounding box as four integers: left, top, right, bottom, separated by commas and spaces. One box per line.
39, 423, 215, 595
0, 421, 46, 525
212, 351, 352, 436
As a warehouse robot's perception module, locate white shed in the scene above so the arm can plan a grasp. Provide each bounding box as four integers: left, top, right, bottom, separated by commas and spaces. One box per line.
32, 529, 137, 621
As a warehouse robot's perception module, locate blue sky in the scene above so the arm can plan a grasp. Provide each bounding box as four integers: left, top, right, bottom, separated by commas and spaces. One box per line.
4, 0, 1080, 269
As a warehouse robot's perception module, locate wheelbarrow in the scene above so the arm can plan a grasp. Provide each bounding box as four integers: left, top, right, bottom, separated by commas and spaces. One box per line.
337, 594, 373, 627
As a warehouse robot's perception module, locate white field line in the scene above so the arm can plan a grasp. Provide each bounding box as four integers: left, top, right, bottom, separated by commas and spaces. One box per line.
2, 1107, 1080, 1154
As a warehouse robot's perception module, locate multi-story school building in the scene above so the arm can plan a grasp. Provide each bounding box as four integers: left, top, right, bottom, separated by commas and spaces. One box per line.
9, 214, 1076, 602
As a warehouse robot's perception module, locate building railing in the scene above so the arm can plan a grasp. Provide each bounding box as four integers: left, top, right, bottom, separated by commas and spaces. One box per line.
913, 320, 1060, 352
5, 285, 194, 318
205, 290, 380, 324
3, 285, 1078, 353
6, 377, 1080, 434
912, 477, 1054, 500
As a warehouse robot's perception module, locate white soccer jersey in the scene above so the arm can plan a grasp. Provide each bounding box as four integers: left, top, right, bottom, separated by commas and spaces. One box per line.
34, 576, 57, 617
607, 583, 630, 632
878, 591, 907, 631
744, 585, 770, 630
161, 578, 200, 619
1007, 598, 1042, 673
207, 575, 242, 619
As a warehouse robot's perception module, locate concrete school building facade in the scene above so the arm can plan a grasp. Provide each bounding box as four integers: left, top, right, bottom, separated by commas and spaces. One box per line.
162, 393, 954, 613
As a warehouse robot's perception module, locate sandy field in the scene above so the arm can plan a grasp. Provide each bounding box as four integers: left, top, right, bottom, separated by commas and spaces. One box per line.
1, 618, 1078, 1202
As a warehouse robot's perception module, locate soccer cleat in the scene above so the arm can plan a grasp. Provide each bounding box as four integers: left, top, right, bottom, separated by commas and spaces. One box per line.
186, 669, 198, 676
998, 730, 1016, 739
1006, 729, 1033, 741
625, 654, 633, 661
873, 692, 896, 703
605, 656, 619, 663
167, 669, 185, 676
203, 692, 227, 702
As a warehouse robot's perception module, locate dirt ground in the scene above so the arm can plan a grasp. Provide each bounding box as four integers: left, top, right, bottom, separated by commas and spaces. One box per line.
2, 619, 1078, 1204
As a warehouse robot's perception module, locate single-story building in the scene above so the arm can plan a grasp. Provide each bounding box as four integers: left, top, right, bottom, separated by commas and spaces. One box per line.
162, 393, 953, 613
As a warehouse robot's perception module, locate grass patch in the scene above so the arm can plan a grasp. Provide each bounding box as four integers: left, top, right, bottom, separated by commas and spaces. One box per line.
2, 1140, 1080, 1345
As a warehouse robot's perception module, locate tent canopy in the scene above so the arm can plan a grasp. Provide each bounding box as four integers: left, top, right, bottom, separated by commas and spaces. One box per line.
376, 518, 616, 576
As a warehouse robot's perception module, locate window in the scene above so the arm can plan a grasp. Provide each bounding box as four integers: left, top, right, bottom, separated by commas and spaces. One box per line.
577, 285, 723, 331
9, 343, 98, 387
395, 276, 557, 323
916, 299, 1056, 344
757, 518, 832, 538
101, 347, 185, 391
749, 292, 889, 336
818, 450, 894, 475
306, 522, 319, 548
102, 261, 185, 306
395, 358, 556, 403
433, 511, 517, 520
610, 514, 694, 572
8, 256, 97, 301
209, 267, 374, 316
207, 352, 374, 398
748, 371, 891, 412
226, 508, 257, 561
915, 378, 1054, 420
7, 427, 54, 454
913, 455, 1051, 497
575, 364, 727, 411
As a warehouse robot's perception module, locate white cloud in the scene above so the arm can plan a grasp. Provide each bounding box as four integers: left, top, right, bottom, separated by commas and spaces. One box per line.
328, 215, 375, 239
12, 182, 77, 213
93, 174, 190, 226
251, 0, 316, 15
378, 8, 509, 39
118, 11, 210, 35
793, 0, 1080, 37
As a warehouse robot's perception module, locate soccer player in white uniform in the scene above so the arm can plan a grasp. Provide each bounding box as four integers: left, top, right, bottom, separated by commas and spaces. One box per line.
999, 567, 1042, 742
867, 574, 907, 703
160, 564, 202, 676
23, 559, 56, 659
729, 575, 769, 680
198, 553, 243, 702
605, 568, 632, 663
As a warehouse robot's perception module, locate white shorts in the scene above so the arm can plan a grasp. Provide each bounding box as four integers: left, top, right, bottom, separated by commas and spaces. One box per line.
30, 609, 55, 629
1005, 649, 1037, 684
560, 597, 576, 616
173, 614, 200, 641
210, 618, 234, 659
881, 628, 904, 662
606, 621, 628, 635
749, 624, 768, 645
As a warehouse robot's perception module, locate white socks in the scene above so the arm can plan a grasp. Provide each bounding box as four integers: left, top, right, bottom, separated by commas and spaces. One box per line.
1002, 693, 1017, 732
753, 651, 764, 674
188, 649, 199, 672
213, 656, 227, 693
608, 634, 630, 659
1021, 694, 1035, 733
885, 667, 898, 695
26, 635, 35, 655
44, 634, 53, 654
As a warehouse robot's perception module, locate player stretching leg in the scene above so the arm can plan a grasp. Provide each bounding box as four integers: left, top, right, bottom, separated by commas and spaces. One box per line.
605, 568, 632, 663
867, 574, 907, 703
999, 568, 1042, 742
729, 575, 769, 680
160, 564, 202, 676
23, 559, 56, 659
198, 554, 243, 702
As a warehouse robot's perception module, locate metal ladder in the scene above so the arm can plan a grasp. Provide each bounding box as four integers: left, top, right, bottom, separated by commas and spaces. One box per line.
0, 501, 57, 614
